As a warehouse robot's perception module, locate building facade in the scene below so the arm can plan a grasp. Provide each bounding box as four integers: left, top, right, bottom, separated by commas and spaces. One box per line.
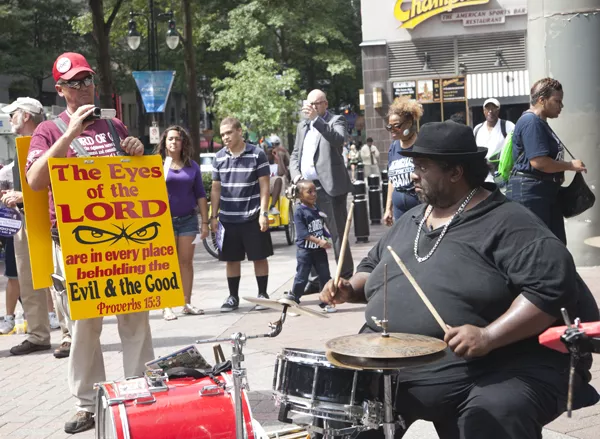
361, 0, 530, 157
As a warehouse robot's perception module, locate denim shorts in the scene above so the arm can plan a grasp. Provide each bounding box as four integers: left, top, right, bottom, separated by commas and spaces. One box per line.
172, 214, 199, 237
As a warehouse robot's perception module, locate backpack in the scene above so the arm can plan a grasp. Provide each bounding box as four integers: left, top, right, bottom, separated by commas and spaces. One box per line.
474, 119, 507, 138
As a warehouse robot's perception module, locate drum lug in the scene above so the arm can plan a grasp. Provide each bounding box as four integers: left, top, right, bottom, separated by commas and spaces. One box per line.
200, 384, 224, 396
135, 395, 157, 406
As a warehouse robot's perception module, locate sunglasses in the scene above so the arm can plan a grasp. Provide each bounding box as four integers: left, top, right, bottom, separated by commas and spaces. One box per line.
385, 123, 405, 132
59, 75, 95, 90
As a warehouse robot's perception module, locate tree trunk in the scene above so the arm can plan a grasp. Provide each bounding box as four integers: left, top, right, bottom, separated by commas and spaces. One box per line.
182, 0, 201, 163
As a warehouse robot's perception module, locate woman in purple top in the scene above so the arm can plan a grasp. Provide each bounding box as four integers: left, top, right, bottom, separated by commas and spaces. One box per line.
155, 126, 209, 320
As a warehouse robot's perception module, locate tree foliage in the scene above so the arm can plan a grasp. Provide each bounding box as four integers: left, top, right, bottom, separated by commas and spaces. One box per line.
212, 48, 301, 136
0, 0, 86, 99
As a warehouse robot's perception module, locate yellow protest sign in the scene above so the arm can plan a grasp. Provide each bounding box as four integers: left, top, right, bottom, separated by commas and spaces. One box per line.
48, 155, 184, 320
16, 136, 53, 289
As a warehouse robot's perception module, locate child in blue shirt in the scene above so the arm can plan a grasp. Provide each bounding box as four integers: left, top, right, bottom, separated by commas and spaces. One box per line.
286, 181, 336, 313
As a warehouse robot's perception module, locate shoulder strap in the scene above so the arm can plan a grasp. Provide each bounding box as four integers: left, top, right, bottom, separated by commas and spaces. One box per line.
106, 119, 125, 156
500, 119, 507, 138
473, 123, 483, 137
52, 118, 90, 157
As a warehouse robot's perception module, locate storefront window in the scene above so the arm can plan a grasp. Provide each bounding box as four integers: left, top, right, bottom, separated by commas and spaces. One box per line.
443, 102, 467, 124
421, 103, 442, 126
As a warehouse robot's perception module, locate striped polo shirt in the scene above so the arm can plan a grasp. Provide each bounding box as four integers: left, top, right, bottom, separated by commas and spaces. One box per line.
212, 143, 270, 223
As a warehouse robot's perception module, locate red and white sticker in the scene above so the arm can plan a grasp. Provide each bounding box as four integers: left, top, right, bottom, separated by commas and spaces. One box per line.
56, 57, 72, 73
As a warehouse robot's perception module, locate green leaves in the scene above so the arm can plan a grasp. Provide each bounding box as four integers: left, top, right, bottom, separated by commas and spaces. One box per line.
212, 48, 302, 135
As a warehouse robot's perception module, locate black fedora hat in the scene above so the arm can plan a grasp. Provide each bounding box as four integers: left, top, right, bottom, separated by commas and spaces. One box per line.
401, 121, 487, 158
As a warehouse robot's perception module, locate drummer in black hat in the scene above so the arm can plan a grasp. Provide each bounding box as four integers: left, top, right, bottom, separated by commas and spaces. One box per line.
320, 121, 599, 439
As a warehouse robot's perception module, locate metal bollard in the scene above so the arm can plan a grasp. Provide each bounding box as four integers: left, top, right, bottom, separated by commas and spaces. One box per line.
352, 180, 370, 243
367, 175, 382, 224
381, 169, 389, 209
356, 162, 365, 182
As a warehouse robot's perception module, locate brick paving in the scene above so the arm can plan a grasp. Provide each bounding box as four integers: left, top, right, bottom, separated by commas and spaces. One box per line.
0, 221, 598, 438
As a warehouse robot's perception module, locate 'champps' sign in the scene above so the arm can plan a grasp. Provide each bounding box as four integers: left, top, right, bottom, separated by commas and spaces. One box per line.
394, 0, 491, 29
133, 71, 176, 113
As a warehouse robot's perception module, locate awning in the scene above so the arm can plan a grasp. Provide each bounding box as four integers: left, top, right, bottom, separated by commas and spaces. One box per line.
466, 70, 530, 100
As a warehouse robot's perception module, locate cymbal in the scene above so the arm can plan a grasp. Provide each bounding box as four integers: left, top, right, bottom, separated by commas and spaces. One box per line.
584, 236, 600, 248
326, 333, 447, 359
242, 296, 328, 318
326, 349, 448, 370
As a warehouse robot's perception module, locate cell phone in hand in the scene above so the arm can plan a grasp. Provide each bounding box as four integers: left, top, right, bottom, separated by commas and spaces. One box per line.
84, 107, 117, 122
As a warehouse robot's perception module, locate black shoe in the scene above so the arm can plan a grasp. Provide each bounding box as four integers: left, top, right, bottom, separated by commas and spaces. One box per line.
283, 292, 298, 303
303, 283, 321, 295
54, 341, 71, 359
10, 340, 51, 356
64, 411, 95, 434
220, 296, 239, 312
254, 293, 270, 311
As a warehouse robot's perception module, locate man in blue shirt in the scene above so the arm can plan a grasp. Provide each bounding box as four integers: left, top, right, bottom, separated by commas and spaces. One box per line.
211, 117, 273, 311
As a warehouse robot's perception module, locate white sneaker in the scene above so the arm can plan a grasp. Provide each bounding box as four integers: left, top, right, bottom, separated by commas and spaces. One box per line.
269, 206, 280, 215
0, 315, 15, 334
321, 305, 337, 314
48, 312, 60, 330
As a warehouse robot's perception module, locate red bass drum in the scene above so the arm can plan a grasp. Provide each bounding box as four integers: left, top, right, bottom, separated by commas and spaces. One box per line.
95, 372, 256, 439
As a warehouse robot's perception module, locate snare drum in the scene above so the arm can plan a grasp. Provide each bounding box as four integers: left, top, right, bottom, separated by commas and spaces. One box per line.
273, 348, 383, 426
96, 372, 255, 439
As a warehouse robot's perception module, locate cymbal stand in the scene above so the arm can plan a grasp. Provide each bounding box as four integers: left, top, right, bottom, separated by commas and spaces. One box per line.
197, 306, 289, 439
371, 265, 395, 439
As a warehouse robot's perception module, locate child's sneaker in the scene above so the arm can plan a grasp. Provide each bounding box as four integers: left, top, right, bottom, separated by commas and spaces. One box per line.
48, 312, 60, 330
320, 304, 337, 313
0, 315, 15, 334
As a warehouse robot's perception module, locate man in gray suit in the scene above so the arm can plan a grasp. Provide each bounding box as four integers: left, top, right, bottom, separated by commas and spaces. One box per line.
290, 89, 354, 288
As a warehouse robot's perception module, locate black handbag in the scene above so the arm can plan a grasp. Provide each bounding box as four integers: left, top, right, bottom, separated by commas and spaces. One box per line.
557, 143, 595, 218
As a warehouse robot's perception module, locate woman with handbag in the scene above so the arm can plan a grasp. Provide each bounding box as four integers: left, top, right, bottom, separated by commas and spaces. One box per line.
505, 78, 587, 244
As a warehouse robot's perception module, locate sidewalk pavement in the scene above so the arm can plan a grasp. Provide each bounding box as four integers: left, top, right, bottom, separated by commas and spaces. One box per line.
0, 222, 598, 438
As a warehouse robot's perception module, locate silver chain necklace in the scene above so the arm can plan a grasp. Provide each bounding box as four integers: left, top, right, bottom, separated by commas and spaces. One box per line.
414, 187, 479, 263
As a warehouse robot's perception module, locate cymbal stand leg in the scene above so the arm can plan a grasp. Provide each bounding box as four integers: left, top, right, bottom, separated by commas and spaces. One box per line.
232, 333, 248, 439
383, 374, 395, 439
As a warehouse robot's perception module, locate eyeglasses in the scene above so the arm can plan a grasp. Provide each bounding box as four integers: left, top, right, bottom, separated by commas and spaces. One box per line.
309, 100, 326, 106
385, 123, 404, 132
58, 76, 95, 90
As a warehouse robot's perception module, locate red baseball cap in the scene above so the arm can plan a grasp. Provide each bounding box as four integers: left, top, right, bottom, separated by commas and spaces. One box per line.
52, 52, 95, 82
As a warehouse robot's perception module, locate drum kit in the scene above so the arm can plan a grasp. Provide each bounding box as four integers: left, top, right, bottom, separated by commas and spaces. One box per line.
94, 249, 450, 439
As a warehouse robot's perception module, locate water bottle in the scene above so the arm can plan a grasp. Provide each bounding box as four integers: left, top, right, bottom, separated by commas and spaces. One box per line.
15, 312, 25, 335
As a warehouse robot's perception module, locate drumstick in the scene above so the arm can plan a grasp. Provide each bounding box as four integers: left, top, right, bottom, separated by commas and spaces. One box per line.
387, 246, 448, 334
333, 202, 354, 293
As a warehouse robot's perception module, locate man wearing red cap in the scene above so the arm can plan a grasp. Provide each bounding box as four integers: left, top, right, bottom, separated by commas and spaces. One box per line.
26, 52, 154, 434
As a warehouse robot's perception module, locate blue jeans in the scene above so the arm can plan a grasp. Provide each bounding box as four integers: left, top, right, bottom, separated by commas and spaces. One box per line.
505, 176, 565, 244
291, 248, 331, 301
172, 214, 199, 237
392, 191, 420, 220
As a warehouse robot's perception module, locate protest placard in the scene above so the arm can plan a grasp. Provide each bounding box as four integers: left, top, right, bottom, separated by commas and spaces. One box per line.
48, 155, 184, 320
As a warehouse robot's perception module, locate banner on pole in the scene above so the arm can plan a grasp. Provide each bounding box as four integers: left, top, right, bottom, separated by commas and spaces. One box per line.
49, 155, 184, 320
133, 71, 176, 113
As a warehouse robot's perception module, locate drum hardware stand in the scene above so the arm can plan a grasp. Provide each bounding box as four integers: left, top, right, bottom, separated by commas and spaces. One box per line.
197, 305, 290, 439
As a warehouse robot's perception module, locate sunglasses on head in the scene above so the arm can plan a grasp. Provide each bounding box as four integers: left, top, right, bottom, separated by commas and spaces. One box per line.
59, 75, 94, 90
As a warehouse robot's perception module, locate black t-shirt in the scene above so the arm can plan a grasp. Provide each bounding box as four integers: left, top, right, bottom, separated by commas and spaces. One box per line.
356, 185, 581, 382
512, 111, 564, 178
294, 204, 331, 249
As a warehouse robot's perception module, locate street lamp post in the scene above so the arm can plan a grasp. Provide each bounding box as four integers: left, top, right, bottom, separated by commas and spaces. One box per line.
127, 0, 179, 139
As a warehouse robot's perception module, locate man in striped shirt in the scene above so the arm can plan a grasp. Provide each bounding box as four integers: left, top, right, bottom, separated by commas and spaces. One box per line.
211, 117, 273, 311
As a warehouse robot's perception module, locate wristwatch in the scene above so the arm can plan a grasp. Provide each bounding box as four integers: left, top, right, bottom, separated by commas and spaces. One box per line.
262, 211, 269, 218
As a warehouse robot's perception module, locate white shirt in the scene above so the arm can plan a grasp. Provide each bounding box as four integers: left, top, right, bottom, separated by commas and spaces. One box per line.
360, 144, 380, 165
475, 119, 515, 160
301, 120, 319, 181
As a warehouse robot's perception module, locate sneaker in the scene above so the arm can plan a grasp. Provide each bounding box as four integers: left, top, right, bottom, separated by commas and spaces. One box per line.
320, 304, 337, 313
0, 315, 15, 334
269, 206, 280, 215
54, 341, 71, 359
64, 411, 95, 434
48, 312, 60, 330
254, 293, 270, 311
220, 296, 239, 312
10, 339, 51, 355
